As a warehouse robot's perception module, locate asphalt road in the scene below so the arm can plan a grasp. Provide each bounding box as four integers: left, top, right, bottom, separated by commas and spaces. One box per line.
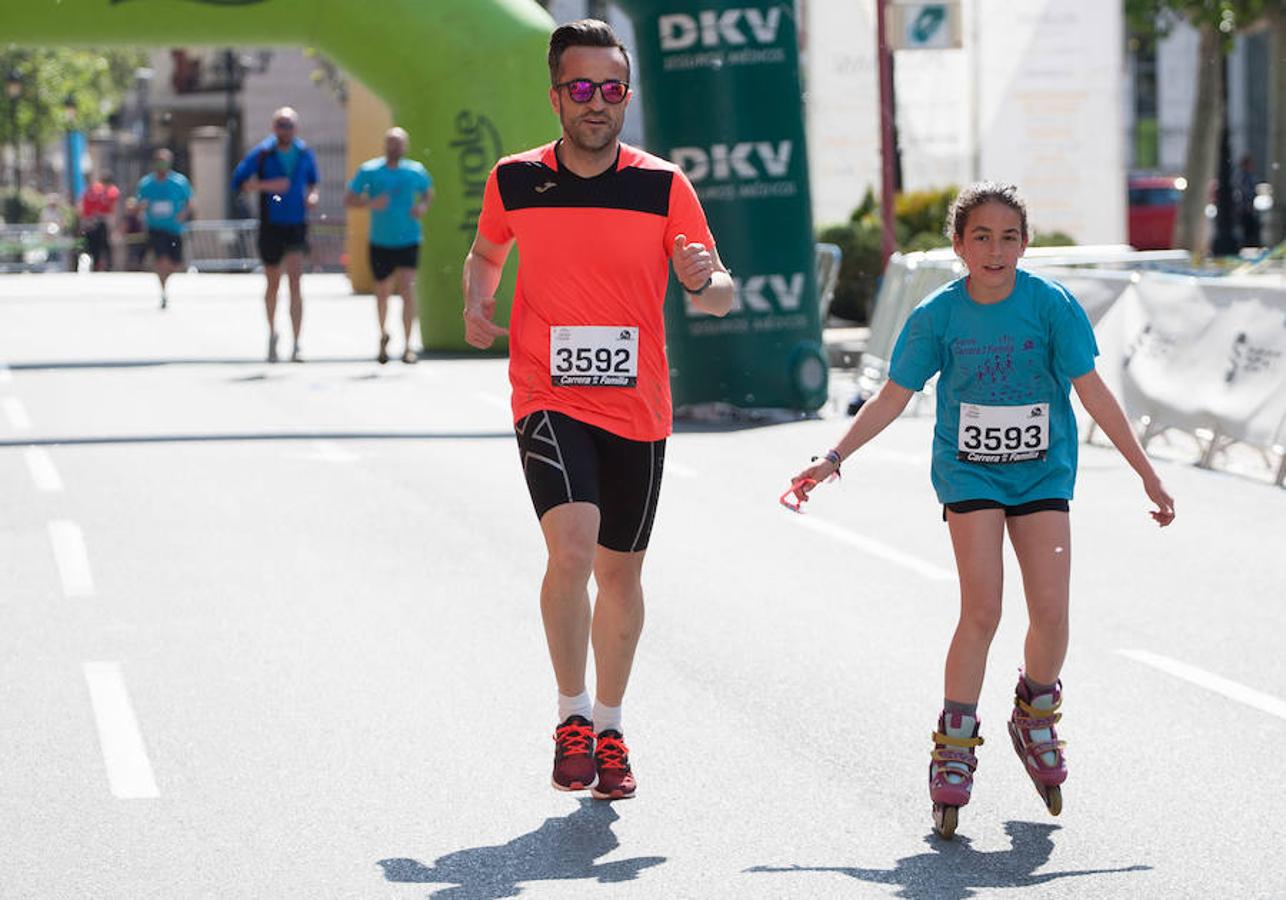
1, 273, 1283, 899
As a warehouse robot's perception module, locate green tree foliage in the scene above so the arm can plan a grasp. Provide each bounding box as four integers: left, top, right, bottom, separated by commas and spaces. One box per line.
1125, 0, 1272, 46
1124, 0, 1274, 252
819, 187, 957, 322
0, 47, 148, 147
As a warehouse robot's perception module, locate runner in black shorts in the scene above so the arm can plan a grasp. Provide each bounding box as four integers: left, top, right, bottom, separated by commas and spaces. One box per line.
257, 222, 309, 267
369, 243, 418, 282
232, 107, 320, 363
462, 20, 733, 801
345, 127, 433, 364
516, 411, 665, 553
147, 230, 184, 264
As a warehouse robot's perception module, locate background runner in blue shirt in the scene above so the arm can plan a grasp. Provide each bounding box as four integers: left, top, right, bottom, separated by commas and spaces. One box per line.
135, 148, 193, 310
345, 127, 433, 364
787, 182, 1175, 839
231, 107, 320, 363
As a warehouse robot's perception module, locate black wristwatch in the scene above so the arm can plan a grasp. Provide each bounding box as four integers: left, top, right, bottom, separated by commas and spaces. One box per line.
687, 275, 713, 295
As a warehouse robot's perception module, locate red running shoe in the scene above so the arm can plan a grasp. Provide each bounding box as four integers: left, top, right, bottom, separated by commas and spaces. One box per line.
591, 730, 636, 800
552, 715, 597, 791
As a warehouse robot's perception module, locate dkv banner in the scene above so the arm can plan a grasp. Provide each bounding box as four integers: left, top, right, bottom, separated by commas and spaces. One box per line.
616, 1, 828, 410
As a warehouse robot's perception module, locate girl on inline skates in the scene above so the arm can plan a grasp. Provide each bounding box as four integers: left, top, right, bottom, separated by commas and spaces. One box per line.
788, 182, 1175, 838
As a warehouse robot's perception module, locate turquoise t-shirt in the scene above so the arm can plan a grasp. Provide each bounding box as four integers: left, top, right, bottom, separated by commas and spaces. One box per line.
347, 157, 433, 248
136, 172, 192, 234
888, 269, 1099, 505
275, 145, 300, 178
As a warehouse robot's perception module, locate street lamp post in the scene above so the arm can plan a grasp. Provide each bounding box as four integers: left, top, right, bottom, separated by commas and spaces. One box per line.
876, 0, 898, 268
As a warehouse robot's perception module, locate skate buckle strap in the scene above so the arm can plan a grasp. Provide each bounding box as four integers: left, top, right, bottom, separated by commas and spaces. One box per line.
932, 730, 984, 749
1011, 710, 1062, 729
1024, 738, 1067, 758
931, 747, 979, 770
1015, 696, 1061, 718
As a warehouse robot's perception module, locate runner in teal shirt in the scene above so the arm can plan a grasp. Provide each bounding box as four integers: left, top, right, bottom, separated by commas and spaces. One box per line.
135, 149, 193, 309
345, 127, 434, 363
348, 152, 432, 249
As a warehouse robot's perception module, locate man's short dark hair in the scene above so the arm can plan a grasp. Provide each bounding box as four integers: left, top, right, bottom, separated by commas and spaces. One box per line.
548, 18, 631, 84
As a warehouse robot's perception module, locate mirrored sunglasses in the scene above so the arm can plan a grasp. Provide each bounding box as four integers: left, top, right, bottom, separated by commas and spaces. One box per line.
556, 79, 628, 104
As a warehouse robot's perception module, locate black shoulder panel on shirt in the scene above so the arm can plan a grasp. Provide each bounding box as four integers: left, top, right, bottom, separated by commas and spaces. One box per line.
497, 160, 673, 216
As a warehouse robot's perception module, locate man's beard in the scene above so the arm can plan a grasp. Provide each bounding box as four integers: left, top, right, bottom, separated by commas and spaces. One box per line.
562, 114, 620, 155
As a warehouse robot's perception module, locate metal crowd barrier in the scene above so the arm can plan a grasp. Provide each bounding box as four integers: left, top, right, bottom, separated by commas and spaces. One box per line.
0, 220, 347, 274
185, 219, 346, 273
0, 224, 76, 272
184, 220, 261, 272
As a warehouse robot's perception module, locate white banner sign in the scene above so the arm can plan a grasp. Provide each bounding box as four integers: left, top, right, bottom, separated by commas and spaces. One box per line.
1108, 275, 1286, 451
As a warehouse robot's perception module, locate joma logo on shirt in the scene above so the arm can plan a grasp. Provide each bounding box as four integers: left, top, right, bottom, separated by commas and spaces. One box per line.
535, 181, 557, 194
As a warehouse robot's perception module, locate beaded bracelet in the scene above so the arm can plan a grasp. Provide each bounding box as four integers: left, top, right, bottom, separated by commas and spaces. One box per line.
811, 448, 843, 478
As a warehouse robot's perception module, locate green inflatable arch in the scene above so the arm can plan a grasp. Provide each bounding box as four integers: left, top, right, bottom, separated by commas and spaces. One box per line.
0, 0, 556, 350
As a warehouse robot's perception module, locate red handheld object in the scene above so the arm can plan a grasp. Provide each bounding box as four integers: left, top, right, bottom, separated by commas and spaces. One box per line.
779, 478, 817, 513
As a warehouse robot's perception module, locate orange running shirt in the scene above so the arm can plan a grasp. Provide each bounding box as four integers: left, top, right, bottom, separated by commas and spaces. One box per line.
477, 141, 716, 442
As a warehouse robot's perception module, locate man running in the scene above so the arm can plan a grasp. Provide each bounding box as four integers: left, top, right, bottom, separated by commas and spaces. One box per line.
463, 19, 733, 800
135, 149, 193, 310
345, 126, 433, 363
232, 107, 320, 363
79, 172, 119, 272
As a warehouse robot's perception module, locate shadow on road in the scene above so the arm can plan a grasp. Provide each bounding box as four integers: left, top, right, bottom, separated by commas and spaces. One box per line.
747, 821, 1150, 900
0, 430, 514, 449
376, 797, 665, 899
5, 351, 486, 371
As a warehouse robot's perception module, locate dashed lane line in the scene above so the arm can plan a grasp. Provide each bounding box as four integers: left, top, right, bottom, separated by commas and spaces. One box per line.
24, 447, 64, 492
48, 520, 95, 598
3, 396, 31, 431
789, 514, 955, 581
83, 662, 160, 799
1119, 648, 1286, 721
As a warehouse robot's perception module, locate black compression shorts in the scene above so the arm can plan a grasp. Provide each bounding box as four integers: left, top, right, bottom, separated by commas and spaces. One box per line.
515, 410, 665, 553
147, 230, 184, 263
369, 243, 419, 281
942, 497, 1069, 522
257, 222, 308, 266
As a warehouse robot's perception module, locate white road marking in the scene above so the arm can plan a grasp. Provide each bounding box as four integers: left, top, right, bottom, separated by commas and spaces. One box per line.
1119, 649, 1286, 721
0, 363, 11, 383
476, 391, 509, 410
3, 396, 32, 431
24, 447, 64, 492
789, 514, 955, 581
83, 662, 160, 799
48, 520, 95, 598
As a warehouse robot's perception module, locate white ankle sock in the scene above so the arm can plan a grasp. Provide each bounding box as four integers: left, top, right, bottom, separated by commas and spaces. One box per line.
557, 690, 592, 723
593, 700, 622, 734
